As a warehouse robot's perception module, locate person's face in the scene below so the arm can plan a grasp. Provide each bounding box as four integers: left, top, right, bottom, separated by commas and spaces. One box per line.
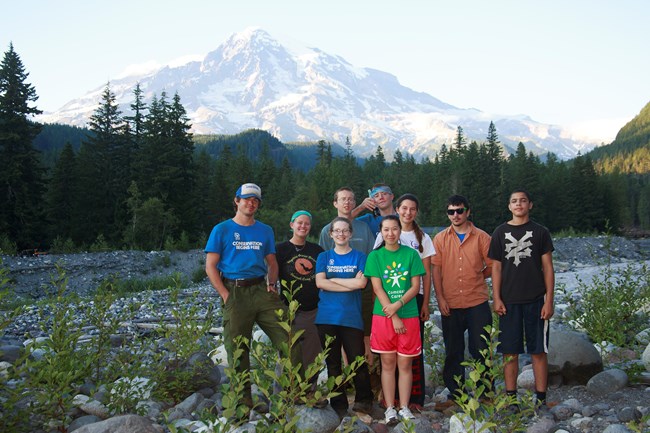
334, 191, 355, 215
290, 215, 311, 238
508, 192, 533, 217
373, 191, 394, 211
236, 197, 260, 216
330, 220, 352, 246
380, 219, 401, 246
397, 199, 418, 225
447, 204, 470, 227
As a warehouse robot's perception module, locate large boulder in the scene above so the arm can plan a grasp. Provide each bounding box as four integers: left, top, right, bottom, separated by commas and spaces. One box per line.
586, 369, 628, 395
642, 342, 650, 372
73, 414, 163, 433
294, 405, 342, 433
548, 324, 603, 384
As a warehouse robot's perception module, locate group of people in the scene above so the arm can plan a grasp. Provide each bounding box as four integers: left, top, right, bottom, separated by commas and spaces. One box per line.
205, 182, 555, 425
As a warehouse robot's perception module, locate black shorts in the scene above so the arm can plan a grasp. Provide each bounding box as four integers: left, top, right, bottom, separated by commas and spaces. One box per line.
497, 297, 549, 354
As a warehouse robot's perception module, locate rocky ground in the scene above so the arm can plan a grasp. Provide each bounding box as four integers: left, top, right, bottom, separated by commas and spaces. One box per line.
1, 236, 649, 432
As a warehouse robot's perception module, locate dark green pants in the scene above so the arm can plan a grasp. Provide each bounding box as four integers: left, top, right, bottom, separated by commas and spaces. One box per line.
222, 280, 300, 404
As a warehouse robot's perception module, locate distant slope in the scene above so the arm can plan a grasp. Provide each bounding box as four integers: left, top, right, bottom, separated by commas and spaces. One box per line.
587, 101, 650, 174
33, 123, 89, 168
33, 124, 341, 172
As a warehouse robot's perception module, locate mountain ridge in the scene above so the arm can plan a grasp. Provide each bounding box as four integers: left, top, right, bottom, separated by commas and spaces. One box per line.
39, 28, 604, 160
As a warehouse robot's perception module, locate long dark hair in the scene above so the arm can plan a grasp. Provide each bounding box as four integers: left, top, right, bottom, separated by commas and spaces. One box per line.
395, 193, 424, 253
375, 215, 402, 250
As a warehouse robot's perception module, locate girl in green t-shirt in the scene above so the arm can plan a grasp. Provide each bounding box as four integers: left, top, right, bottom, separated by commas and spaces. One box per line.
365, 215, 426, 424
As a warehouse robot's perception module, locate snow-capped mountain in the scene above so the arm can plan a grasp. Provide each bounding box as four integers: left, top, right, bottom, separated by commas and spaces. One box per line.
39, 27, 602, 159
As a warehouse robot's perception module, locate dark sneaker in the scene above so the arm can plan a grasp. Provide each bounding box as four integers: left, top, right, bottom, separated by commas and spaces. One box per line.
352, 400, 373, 415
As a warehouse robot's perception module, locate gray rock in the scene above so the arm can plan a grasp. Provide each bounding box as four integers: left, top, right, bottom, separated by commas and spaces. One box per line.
636, 328, 650, 346
294, 405, 342, 433
643, 342, 650, 372
188, 351, 221, 389
602, 424, 632, 433
581, 405, 598, 417
72, 394, 110, 419
393, 417, 435, 432
450, 413, 493, 433
547, 324, 603, 384
174, 392, 204, 415
569, 416, 593, 430
0, 344, 22, 363
517, 368, 536, 390
526, 416, 556, 433
194, 398, 218, 415
335, 417, 373, 432
560, 398, 582, 412
69, 415, 102, 432
72, 414, 163, 433
549, 403, 576, 421
587, 369, 628, 395
617, 407, 642, 423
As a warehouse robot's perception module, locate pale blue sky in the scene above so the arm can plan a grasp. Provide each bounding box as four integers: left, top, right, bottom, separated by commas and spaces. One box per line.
3, 0, 649, 140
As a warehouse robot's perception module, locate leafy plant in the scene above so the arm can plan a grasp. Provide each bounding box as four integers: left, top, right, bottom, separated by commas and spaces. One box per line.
17, 265, 92, 432
567, 261, 649, 352
453, 323, 536, 433
149, 285, 215, 403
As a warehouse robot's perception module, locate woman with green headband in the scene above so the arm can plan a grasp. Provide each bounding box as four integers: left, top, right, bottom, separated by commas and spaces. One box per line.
275, 210, 325, 405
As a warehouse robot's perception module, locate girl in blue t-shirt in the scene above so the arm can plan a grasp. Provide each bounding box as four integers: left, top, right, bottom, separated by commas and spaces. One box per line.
315, 217, 373, 417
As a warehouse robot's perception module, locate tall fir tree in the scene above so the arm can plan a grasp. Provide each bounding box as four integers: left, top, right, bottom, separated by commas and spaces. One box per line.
45, 142, 79, 243
0, 43, 46, 249
76, 83, 128, 244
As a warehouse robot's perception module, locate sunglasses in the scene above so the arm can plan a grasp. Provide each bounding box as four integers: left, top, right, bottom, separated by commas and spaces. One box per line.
447, 207, 467, 215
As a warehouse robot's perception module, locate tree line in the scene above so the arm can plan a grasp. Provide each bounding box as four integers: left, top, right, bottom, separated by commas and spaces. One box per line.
1, 44, 648, 254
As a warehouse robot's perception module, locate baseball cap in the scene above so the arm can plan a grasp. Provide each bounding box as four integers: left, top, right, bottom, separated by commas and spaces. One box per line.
236, 183, 262, 200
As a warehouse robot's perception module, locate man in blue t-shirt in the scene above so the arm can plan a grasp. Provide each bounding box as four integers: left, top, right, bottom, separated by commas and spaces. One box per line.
205, 183, 296, 411
352, 183, 397, 237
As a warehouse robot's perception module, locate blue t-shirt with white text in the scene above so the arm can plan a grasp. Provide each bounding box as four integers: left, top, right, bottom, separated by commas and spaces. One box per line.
205, 219, 275, 280
314, 249, 366, 330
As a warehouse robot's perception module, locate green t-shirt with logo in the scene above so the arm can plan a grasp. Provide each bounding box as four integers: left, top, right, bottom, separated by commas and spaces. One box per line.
365, 245, 426, 318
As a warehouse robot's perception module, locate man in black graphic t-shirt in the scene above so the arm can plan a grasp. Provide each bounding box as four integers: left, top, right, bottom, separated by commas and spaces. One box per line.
488, 189, 555, 407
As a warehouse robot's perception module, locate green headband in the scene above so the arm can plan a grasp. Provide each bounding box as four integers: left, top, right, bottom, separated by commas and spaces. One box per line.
290, 210, 312, 222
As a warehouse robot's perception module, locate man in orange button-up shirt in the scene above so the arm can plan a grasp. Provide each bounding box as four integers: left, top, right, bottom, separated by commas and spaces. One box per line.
432, 195, 493, 404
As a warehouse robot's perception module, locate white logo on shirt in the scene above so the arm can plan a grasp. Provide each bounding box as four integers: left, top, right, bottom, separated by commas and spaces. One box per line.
504, 231, 533, 266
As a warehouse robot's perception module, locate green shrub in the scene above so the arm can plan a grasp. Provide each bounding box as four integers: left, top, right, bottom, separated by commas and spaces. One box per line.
454, 323, 536, 433
0, 233, 17, 255
108, 272, 188, 295
568, 261, 650, 352
191, 266, 207, 283
49, 236, 78, 254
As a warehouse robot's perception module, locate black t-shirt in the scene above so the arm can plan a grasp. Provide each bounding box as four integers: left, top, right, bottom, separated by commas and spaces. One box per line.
488, 220, 554, 304
275, 241, 324, 311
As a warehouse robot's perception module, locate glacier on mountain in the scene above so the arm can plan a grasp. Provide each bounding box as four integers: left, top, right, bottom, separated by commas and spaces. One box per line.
38, 27, 604, 160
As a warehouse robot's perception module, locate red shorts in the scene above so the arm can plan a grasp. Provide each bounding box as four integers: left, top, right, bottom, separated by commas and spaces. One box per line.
370, 315, 421, 357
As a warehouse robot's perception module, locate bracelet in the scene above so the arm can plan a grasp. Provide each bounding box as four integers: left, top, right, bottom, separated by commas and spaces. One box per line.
398, 298, 405, 307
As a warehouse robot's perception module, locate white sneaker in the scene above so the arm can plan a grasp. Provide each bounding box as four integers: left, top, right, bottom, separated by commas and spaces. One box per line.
385, 406, 398, 425
398, 406, 416, 420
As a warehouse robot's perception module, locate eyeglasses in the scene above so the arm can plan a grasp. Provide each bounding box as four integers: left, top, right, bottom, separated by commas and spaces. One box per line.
332, 229, 351, 234
447, 208, 467, 215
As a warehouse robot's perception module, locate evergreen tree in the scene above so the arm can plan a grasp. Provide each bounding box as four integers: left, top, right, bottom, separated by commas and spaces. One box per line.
45, 143, 79, 243
76, 83, 128, 244
0, 43, 46, 249
453, 125, 467, 152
